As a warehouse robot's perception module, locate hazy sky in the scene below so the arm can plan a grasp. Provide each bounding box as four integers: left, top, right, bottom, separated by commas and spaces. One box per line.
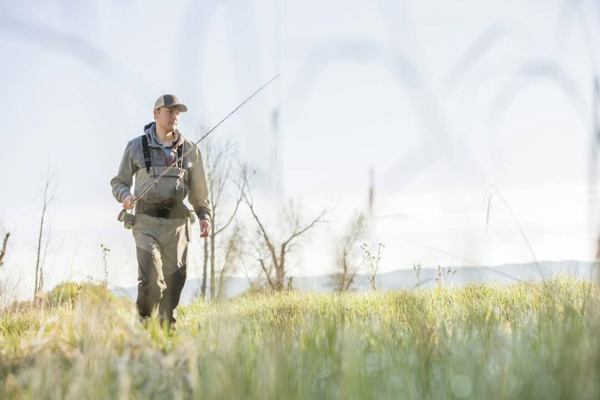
0, 0, 598, 299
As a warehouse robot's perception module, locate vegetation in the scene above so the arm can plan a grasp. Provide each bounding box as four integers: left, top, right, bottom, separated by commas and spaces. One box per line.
45, 282, 120, 307
1, 275, 599, 399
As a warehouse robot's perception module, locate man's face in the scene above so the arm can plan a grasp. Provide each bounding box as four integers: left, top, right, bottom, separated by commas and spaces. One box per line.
154, 107, 180, 132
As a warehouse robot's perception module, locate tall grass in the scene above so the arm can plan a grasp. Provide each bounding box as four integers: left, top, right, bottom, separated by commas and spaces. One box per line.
0, 275, 598, 399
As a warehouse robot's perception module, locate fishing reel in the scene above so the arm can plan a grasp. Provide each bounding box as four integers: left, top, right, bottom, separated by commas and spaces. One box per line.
117, 209, 136, 229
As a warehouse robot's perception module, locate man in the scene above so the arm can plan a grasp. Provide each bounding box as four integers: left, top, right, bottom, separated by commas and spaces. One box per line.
111, 94, 211, 328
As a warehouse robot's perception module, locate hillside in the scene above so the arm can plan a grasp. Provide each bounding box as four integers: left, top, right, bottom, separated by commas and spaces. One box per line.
113, 260, 598, 303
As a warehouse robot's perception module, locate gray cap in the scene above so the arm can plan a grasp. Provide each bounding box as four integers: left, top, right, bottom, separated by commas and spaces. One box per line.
154, 94, 188, 112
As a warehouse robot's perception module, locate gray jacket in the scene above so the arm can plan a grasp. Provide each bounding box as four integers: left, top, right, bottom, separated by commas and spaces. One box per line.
111, 122, 211, 220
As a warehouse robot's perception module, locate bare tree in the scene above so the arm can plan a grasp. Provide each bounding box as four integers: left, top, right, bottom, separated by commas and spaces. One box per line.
0, 232, 9, 269
34, 168, 56, 300
240, 165, 331, 291
331, 212, 366, 292
0, 223, 18, 308
199, 136, 243, 299
200, 237, 208, 297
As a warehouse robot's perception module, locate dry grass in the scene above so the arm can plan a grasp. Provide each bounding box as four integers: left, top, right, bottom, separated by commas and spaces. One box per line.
0, 275, 598, 399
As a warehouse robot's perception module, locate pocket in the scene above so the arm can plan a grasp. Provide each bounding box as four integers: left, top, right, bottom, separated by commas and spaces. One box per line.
133, 170, 147, 200
149, 166, 187, 203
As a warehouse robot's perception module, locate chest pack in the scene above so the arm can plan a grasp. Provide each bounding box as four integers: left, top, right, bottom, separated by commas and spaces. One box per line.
141, 134, 183, 173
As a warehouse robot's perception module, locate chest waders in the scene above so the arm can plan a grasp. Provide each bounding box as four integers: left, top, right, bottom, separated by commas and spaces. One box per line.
119, 135, 184, 228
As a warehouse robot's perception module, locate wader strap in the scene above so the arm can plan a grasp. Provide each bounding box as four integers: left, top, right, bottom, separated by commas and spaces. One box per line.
177, 143, 183, 169
142, 135, 151, 173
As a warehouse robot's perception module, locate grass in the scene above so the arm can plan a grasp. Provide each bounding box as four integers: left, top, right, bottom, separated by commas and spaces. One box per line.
0, 275, 599, 399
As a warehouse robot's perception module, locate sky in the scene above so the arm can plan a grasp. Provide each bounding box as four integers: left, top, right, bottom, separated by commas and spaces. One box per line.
0, 0, 599, 299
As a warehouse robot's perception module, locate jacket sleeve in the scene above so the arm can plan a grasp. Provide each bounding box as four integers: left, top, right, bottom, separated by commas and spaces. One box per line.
188, 143, 212, 221
110, 140, 137, 203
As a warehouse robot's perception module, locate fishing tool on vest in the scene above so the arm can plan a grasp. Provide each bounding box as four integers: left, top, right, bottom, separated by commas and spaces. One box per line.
118, 74, 280, 228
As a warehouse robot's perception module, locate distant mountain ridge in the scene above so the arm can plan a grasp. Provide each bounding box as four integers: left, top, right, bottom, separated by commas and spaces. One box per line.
112, 260, 598, 304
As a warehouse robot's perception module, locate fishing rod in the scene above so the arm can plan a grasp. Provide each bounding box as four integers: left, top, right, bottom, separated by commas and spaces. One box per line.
118, 74, 280, 226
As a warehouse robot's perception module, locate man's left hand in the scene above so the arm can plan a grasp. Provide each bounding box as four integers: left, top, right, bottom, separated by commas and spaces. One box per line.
200, 219, 211, 238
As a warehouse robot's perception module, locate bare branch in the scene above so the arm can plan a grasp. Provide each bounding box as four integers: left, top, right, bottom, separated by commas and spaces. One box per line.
258, 257, 274, 289
241, 168, 279, 272
282, 206, 331, 248
249, 239, 275, 289
35, 166, 57, 300
332, 212, 366, 292
0, 233, 9, 269
215, 194, 242, 236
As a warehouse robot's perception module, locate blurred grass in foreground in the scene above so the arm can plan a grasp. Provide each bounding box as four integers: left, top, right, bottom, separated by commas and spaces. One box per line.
1, 275, 599, 399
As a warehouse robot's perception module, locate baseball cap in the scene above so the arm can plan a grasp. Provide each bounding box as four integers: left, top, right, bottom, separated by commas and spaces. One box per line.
154, 94, 188, 112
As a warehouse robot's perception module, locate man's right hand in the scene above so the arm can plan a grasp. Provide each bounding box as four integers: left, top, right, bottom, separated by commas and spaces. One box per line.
123, 194, 136, 210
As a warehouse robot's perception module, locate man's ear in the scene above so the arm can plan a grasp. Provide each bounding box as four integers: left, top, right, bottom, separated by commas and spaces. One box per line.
153, 109, 159, 121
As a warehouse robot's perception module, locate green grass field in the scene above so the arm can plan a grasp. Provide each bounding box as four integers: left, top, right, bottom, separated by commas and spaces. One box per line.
1, 276, 599, 399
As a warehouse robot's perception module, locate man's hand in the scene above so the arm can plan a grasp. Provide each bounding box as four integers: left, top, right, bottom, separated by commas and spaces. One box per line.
200, 219, 211, 238
123, 194, 136, 210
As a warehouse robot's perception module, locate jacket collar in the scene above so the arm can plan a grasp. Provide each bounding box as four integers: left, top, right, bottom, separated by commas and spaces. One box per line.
143, 121, 184, 148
